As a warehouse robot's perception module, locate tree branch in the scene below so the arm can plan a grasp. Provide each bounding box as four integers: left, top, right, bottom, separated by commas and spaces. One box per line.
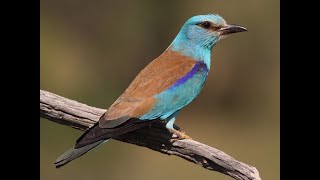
40, 89, 261, 180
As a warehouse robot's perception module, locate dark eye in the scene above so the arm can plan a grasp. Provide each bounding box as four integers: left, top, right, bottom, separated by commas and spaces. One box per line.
198, 22, 212, 29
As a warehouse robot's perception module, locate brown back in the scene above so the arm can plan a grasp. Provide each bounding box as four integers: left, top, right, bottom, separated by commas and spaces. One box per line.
99, 50, 197, 128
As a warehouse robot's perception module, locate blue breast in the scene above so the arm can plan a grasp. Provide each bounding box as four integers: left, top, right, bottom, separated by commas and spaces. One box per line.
139, 61, 209, 120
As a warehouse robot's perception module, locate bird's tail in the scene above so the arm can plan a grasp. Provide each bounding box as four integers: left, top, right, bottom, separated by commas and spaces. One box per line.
54, 139, 108, 168
54, 118, 156, 168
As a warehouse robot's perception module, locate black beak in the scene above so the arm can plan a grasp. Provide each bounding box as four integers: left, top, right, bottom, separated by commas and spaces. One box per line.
219, 24, 247, 35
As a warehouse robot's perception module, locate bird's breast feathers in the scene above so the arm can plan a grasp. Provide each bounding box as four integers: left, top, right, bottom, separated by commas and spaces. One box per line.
99, 50, 209, 128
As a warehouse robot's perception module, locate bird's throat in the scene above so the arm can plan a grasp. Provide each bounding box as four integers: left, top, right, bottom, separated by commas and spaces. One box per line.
168, 43, 212, 70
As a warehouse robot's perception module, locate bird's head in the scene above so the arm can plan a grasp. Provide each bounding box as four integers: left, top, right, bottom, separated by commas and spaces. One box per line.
171, 14, 247, 51
169, 14, 247, 67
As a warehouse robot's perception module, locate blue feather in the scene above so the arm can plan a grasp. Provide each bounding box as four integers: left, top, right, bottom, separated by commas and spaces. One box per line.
169, 14, 227, 68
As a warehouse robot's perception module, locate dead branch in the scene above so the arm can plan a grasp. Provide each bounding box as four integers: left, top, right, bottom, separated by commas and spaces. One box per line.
40, 89, 261, 180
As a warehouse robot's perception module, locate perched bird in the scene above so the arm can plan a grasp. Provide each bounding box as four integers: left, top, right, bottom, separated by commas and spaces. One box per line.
55, 14, 247, 168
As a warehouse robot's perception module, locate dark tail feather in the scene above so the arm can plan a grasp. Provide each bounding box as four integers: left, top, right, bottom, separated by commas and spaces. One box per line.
55, 118, 157, 168
54, 139, 107, 168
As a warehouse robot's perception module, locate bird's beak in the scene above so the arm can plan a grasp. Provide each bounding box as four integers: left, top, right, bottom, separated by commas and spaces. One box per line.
219, 24, 247, 35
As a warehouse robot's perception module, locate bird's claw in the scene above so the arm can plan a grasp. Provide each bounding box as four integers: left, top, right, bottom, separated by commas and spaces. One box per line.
169, 129, 192, 143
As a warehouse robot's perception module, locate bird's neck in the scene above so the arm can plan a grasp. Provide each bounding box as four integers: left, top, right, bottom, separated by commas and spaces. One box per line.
168, 38, 212, 70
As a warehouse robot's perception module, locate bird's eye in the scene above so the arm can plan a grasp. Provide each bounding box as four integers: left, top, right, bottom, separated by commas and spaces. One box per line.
198, 22, 212, 29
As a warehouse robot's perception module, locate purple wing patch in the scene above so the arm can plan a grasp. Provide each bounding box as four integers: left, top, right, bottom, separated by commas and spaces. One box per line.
170, 61, 208, 88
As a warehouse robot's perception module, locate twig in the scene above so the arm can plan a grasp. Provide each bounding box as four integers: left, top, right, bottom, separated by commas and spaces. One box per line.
40, 89, 261, 180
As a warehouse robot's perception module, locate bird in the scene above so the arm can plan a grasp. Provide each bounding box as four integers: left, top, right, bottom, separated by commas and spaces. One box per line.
54, 13, 247, 168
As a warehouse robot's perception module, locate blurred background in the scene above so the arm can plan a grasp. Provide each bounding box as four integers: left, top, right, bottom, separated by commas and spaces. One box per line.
40, 1, 279, 180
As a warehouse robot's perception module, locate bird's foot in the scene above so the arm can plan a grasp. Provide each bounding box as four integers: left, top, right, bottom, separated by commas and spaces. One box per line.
169, 129, 192, 143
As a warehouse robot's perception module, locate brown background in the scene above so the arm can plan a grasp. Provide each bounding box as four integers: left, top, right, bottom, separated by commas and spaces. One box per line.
40, 1, 279, 180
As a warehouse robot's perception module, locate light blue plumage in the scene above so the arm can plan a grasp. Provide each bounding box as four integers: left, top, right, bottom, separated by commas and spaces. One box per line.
170, 14, 227, 68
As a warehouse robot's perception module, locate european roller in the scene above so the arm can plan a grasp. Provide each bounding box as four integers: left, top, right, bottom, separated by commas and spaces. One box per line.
55, 14, 247, 168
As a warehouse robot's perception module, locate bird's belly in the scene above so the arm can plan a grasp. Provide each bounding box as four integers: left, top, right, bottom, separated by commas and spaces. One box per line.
140, 69, 208, 120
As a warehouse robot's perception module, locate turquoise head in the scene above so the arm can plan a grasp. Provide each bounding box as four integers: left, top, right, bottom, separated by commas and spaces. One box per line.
170, 14, 247, 68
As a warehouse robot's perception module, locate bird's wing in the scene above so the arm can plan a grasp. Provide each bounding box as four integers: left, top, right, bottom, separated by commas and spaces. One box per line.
99, 50, 197, 128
